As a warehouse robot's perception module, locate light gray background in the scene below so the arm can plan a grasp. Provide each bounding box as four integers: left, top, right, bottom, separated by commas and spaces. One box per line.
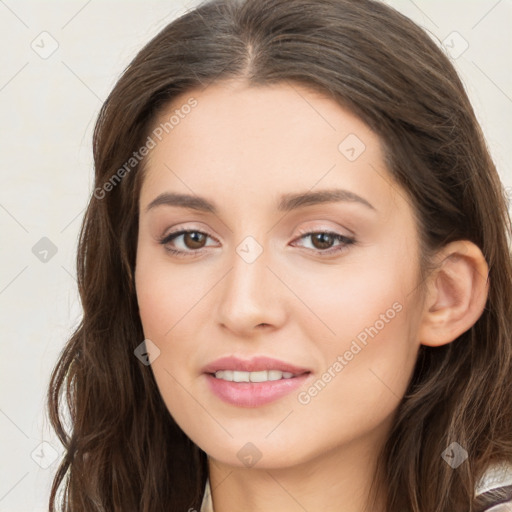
0, 1, 511, 510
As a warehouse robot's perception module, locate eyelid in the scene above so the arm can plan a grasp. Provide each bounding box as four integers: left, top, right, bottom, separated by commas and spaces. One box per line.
158, 230, 356, 260
158, 226, 219, 246
159, 222, 217, 240
160, 222, 353, 240
294, 224, 354, 239
291, 228, 356, 254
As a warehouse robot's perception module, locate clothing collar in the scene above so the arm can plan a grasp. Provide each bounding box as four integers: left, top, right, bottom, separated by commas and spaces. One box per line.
199, 477, 214, 512
475, 461, 512, 496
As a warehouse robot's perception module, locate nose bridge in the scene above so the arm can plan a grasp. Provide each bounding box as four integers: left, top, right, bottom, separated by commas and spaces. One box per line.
216, 232, 281, 331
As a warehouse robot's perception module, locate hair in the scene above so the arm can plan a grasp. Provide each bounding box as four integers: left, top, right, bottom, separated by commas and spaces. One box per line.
47, 0, 512, 510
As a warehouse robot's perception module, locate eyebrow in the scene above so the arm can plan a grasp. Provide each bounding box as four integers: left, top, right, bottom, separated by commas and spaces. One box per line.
145, 188, 376, 214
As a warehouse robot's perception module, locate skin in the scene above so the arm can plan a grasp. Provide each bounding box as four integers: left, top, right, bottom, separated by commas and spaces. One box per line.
134, 79, 489, 511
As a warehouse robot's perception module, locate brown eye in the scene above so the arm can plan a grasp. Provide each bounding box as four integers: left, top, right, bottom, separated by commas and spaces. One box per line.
159, 229, 217, 257
293, 230, 356, 256
182, 231, 207, 249
310, 232, 336, 250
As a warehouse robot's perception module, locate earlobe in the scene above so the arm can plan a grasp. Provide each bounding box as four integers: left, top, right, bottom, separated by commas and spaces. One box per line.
418, 240, 489, 347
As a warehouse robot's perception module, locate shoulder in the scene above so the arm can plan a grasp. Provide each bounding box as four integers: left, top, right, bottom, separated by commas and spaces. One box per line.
474, 462, 512, 512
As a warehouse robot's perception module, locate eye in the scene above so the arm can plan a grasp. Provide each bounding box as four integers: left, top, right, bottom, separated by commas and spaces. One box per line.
158, 228, 356, 258
292, 230, 356, 256
158, 229, 217, 257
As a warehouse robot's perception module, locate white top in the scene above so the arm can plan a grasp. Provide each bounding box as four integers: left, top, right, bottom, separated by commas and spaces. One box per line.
475, 462, 512, 495
199, 477, 213, 512
199, 463, 512, 512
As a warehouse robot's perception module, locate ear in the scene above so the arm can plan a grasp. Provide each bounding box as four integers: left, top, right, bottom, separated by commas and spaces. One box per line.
417, 240, 490, 347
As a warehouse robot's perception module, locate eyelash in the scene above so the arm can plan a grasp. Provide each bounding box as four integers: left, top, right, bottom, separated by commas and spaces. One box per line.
158, 228, 356, 258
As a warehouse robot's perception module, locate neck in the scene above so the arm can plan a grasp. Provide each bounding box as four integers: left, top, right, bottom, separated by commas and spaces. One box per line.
207, 429, 388, 512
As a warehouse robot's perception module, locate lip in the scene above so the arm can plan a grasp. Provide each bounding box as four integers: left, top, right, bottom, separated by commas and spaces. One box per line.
201, 356, 311, 375
202, 356, 312, 408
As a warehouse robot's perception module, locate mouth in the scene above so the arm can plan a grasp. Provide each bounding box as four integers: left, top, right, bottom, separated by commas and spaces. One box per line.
202, 356, 312, 407
209, 369, 309, 382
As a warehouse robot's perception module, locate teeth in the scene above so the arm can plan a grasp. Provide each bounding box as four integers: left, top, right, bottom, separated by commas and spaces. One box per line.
214, 370, 295, 382
233, 370, 249, 382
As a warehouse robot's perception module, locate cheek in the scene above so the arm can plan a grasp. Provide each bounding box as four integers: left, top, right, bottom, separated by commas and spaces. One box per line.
135, 246, 212, 341
291, 247, 416, 352
134, 248, 217, 407
291, 295, 419, 462
304, 301, 417, 408
292, 248, 420, 418
134, 254, 202, 428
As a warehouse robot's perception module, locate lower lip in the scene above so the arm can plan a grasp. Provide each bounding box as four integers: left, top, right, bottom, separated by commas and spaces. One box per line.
204, 373, 311, 407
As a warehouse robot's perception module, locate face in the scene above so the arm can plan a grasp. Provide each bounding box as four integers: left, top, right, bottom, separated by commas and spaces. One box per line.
135, 79, 426, 470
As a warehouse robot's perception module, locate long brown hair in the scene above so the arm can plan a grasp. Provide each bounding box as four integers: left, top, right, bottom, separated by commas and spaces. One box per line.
47, 0, 512, 510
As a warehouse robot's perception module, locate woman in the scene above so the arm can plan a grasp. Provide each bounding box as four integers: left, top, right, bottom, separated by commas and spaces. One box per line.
47, 0, 512, 510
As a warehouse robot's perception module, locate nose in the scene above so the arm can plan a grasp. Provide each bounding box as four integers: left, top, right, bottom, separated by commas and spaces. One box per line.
215, 240, 286, 337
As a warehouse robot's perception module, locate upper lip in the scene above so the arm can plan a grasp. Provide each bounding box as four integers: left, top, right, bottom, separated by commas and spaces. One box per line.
202, 356, 311, 375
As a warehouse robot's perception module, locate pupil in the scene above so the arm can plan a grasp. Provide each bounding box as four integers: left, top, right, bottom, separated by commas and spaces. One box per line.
186, 232, 205, 248
313, 233, 332, 249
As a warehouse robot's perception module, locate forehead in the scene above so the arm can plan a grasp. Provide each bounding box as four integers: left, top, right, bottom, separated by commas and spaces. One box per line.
149, 79, 378, 160
140, 80, 401, 216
